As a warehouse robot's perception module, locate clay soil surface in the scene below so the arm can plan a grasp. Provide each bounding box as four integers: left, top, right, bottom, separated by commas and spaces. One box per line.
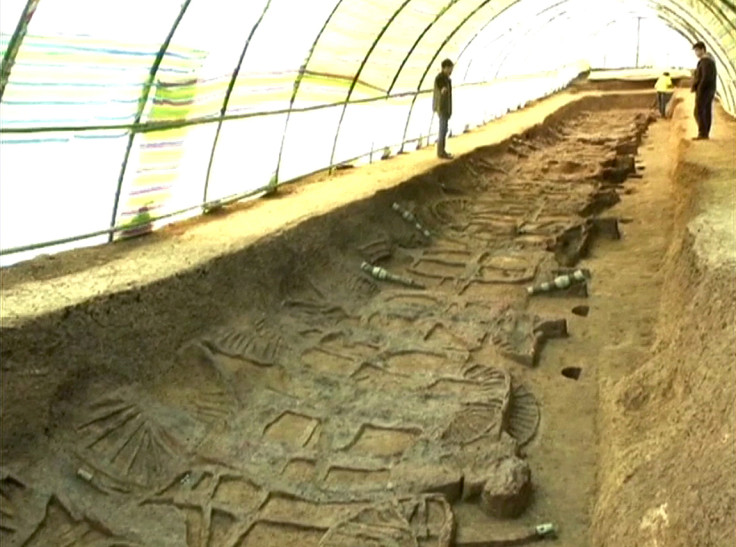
2, 89, 733, 547
592, 94, 736, 547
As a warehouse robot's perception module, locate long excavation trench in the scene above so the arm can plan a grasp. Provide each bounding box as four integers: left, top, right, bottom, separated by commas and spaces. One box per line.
1, 92, 672, 546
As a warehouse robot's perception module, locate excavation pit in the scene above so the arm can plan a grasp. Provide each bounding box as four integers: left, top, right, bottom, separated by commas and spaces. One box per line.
561, 367, 583, 380
0, 92, 674, 546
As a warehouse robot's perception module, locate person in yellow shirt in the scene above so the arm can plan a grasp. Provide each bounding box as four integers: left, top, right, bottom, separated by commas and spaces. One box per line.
654, 72, 675, 117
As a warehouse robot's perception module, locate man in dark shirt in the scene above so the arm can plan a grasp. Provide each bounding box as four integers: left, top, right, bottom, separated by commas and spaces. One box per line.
433, 59, 454, 159
690, 41, 717, 140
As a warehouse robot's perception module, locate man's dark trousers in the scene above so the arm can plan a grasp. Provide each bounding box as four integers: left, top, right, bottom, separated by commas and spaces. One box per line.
656, 92, 672, 117
437, 114, 449, 157
695, 90, 715, 137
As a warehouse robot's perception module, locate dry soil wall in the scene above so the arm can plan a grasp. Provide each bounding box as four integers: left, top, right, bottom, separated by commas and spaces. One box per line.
592, 96, 736, 547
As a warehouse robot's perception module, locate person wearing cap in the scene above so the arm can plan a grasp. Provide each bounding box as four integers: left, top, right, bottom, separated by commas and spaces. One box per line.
433, 59, 454, 159
690, 41, 717, 140
654, 72, 675, 118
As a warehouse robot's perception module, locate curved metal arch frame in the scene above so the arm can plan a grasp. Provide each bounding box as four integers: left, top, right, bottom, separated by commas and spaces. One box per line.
201, 0, 272, 205
456, 1, 570, 82
0, 0, 41, 102
457, 0, 735, 73
587, 19, 623, 41
399, 0, 494, 149
328, 0, 414, 170
653, 1, 736, 111
108, 0, 194, 241
456, 1, 550, 83
694, 0, 736, 31
653, 0, 734, 62
637, 0, 736, 85
458, 7, 647, 80
273, 0, 345, 184
638, 3, 735, 112
487, 11, 663, 80
426, 7, 562, 137
455, 4, 579, 84
494, 13, 574, 79
386, 0, 465, 96
483, 0, 572, 80
460, 28, 512, 82
454, 0, 543, 67
1, 0, 734, 259
399, 0, 736, 153
455, 0, 735, 112
717, 0, 736, 14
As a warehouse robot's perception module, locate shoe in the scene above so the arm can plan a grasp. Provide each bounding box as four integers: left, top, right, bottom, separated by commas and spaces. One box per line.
438, 153, 455, 160
692, 135, 709, 140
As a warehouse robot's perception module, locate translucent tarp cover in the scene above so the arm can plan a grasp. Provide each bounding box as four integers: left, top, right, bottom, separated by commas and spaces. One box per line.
1, 0, 734, 265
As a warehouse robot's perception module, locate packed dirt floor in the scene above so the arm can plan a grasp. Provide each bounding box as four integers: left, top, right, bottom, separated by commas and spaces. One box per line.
1, 85, 734, 547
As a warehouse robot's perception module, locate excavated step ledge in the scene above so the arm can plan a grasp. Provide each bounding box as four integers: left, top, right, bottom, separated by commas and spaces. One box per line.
592, 95, 736, 546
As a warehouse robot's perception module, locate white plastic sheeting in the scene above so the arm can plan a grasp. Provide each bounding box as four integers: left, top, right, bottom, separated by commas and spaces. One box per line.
0, 0, 734, 266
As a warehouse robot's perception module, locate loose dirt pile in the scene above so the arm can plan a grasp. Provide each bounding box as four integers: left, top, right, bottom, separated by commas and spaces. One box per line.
1, 94, 660, 546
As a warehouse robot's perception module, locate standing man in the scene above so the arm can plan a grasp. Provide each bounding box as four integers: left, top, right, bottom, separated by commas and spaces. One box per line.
433, 59, 454, 159
654, 71, 675, 118
690, 41, 717, 140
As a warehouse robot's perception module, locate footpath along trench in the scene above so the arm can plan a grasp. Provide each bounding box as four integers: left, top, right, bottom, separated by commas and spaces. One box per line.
0, 92, 671, 547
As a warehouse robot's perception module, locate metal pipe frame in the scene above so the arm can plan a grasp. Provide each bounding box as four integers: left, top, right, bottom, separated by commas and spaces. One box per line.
696, 0, 736, 31
456, 0, 735, 111
645, 0, 736, 88
106, 0, 194, 242
495, 15, 572, 79
0, 81, 494, 136
668, 0, 735, 111
455, 0, 534, 67
328, 0, 414, 171
399, 0, 494, 149
3, 0, 732, 136
2, 60, 584, 257
457, 0, 734, 74
2, 0, 735, 258
653, 1, 736, 111
458, 20, 523, 82
386, 0, 464, 97
0, 128, 433, 257
201, 0, 272, 205
273, 0, 345, 185
486, 1, 571, 80
486, 12, 657, 79
453, 10, 572, 123
636, 4, 735, 111
0, 0, 41, 102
